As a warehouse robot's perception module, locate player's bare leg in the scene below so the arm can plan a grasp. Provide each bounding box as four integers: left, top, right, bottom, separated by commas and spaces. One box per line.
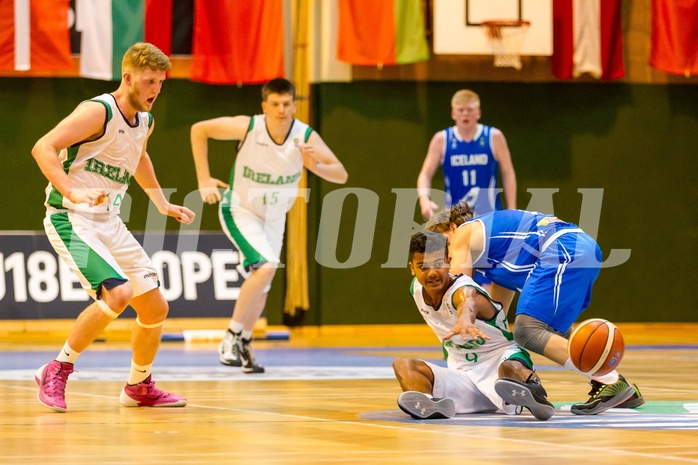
219, 264, 276, 373
392, 358, 456, 419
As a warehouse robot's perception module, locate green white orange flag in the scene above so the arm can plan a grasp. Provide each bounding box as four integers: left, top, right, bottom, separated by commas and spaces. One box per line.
76, 0, 176, 81
337, 0, 429, 66
0, 0, 73, 72
76, 0, 145, 81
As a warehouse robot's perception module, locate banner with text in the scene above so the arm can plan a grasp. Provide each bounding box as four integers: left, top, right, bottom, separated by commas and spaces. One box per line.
0, 232, 241, 319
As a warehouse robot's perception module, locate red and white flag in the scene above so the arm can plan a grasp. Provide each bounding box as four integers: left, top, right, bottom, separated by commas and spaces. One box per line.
650, 0, 698, 77
552, 0, 624, 80
0, 0, 73, 72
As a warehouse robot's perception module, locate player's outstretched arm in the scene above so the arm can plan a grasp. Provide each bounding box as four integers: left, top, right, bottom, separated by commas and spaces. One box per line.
443, 286, 492, 342
134, 124, 195, 225
134, 151, 195, 224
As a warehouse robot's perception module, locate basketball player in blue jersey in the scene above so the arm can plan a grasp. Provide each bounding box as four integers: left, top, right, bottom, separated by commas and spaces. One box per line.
426, 201, 644, 415
393, 231, 555, 421
417, 89, 517, 220
31, 43, 195, 412
191, 78, 348, 373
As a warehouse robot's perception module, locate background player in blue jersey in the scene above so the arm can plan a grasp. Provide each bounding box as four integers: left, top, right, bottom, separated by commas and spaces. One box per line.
426, 201, 644, 415
417, 89, 517, 220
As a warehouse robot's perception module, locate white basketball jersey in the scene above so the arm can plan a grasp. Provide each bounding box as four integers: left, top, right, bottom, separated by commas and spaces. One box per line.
410, 274, 520, 370
229, 114, 312, 218
44, 93, 150, 216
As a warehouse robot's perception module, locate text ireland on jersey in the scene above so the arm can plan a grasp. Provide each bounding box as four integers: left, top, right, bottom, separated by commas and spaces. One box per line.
84, 158, 132, 185
243, 166, 301, 185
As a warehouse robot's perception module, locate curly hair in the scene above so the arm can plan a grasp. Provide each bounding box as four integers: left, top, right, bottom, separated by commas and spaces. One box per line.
425, 201, 475, 233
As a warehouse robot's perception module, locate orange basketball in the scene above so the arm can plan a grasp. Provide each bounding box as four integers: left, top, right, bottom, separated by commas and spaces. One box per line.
567, 318, 625, 377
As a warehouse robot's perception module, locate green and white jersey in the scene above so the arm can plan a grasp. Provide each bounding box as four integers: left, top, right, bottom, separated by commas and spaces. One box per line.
410, 274, 522, 370
44, 93, 152, 216
226, 114, 312, 218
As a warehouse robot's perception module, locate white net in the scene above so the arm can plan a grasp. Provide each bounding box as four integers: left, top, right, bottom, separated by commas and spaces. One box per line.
482, 20, 530, 70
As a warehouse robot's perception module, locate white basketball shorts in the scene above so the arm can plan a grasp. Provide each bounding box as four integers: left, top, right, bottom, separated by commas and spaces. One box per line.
44, 211, 159, 299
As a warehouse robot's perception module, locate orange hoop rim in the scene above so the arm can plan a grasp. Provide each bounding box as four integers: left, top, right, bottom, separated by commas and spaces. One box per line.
480, 19, 531, 27
481, 19, 531, 29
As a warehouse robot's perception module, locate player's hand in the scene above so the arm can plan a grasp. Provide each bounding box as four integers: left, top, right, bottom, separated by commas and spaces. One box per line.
70, 188, 107, 207
298, 143, 318, 168
198, 177, 228, 204
420, 197, 439, 220
163, 204, 196, 224
443, 322, 490, 342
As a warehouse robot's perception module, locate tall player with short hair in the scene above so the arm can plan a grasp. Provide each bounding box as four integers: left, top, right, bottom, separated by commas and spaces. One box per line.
191, 78, 348, 373
417, 89, 517, 219
31, 42, 195, 412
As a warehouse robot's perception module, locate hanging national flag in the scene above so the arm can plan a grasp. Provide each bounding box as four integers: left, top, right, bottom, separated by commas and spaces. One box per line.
309, 0, 351, 83
337, 0, 429, 66
0, 0, 73, 72
552, 0, 624, 80
191, 0, 284, 85
76, 0, 144, 81
145, 0, 173, 56
650, 0, 698, 77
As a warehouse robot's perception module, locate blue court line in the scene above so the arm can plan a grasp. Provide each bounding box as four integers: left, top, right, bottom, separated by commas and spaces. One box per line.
2, 344, 694, 371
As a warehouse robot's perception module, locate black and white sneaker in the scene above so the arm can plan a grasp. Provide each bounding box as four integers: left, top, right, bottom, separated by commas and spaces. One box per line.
239, 338, 265, 374
219, 330, 242, 367
397, 391, 455, 419
494, 377, 555, 421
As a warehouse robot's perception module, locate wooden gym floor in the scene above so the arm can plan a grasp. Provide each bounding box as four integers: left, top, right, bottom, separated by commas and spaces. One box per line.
0, 321, 697, 465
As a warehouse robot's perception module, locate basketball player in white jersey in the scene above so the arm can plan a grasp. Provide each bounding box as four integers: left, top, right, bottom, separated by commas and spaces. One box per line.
393, 231, 555, 421
31, 43, 195, 412
191, 78, 348, 373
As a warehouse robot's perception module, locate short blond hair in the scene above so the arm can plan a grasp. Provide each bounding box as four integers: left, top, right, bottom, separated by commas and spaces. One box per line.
122, 42, 171, 74
451, 89, 480, 109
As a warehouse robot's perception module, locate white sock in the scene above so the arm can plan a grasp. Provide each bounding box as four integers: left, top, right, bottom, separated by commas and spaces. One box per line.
593, 371, 620, 385
128, 360, 152, 385
229, 321, 244, 335
55, 342, 80, 364
241, 330, 253, 341
564, 359, 593, 381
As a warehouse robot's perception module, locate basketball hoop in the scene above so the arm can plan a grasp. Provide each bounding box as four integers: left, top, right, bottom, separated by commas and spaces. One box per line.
481, 20, 530, 70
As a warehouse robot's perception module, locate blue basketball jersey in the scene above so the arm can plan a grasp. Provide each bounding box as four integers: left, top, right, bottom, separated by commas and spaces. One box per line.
442, 124, 502, 214
463, 209, 602, 333
465, 210, 586, 291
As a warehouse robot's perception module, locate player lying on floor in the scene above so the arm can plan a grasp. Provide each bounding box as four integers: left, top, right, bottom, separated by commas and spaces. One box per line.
392, 231, 555, 421
425, 201, 643, 414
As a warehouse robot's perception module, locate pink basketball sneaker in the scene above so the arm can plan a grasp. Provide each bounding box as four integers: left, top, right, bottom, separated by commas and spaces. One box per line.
119, 375, 187, 407
35, 361, 75, 413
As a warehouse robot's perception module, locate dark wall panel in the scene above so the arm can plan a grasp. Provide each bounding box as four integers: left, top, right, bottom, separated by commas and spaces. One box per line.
1, 78, 697, 323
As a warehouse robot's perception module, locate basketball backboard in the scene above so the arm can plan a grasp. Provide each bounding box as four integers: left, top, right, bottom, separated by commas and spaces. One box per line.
433, 0, 552, 56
